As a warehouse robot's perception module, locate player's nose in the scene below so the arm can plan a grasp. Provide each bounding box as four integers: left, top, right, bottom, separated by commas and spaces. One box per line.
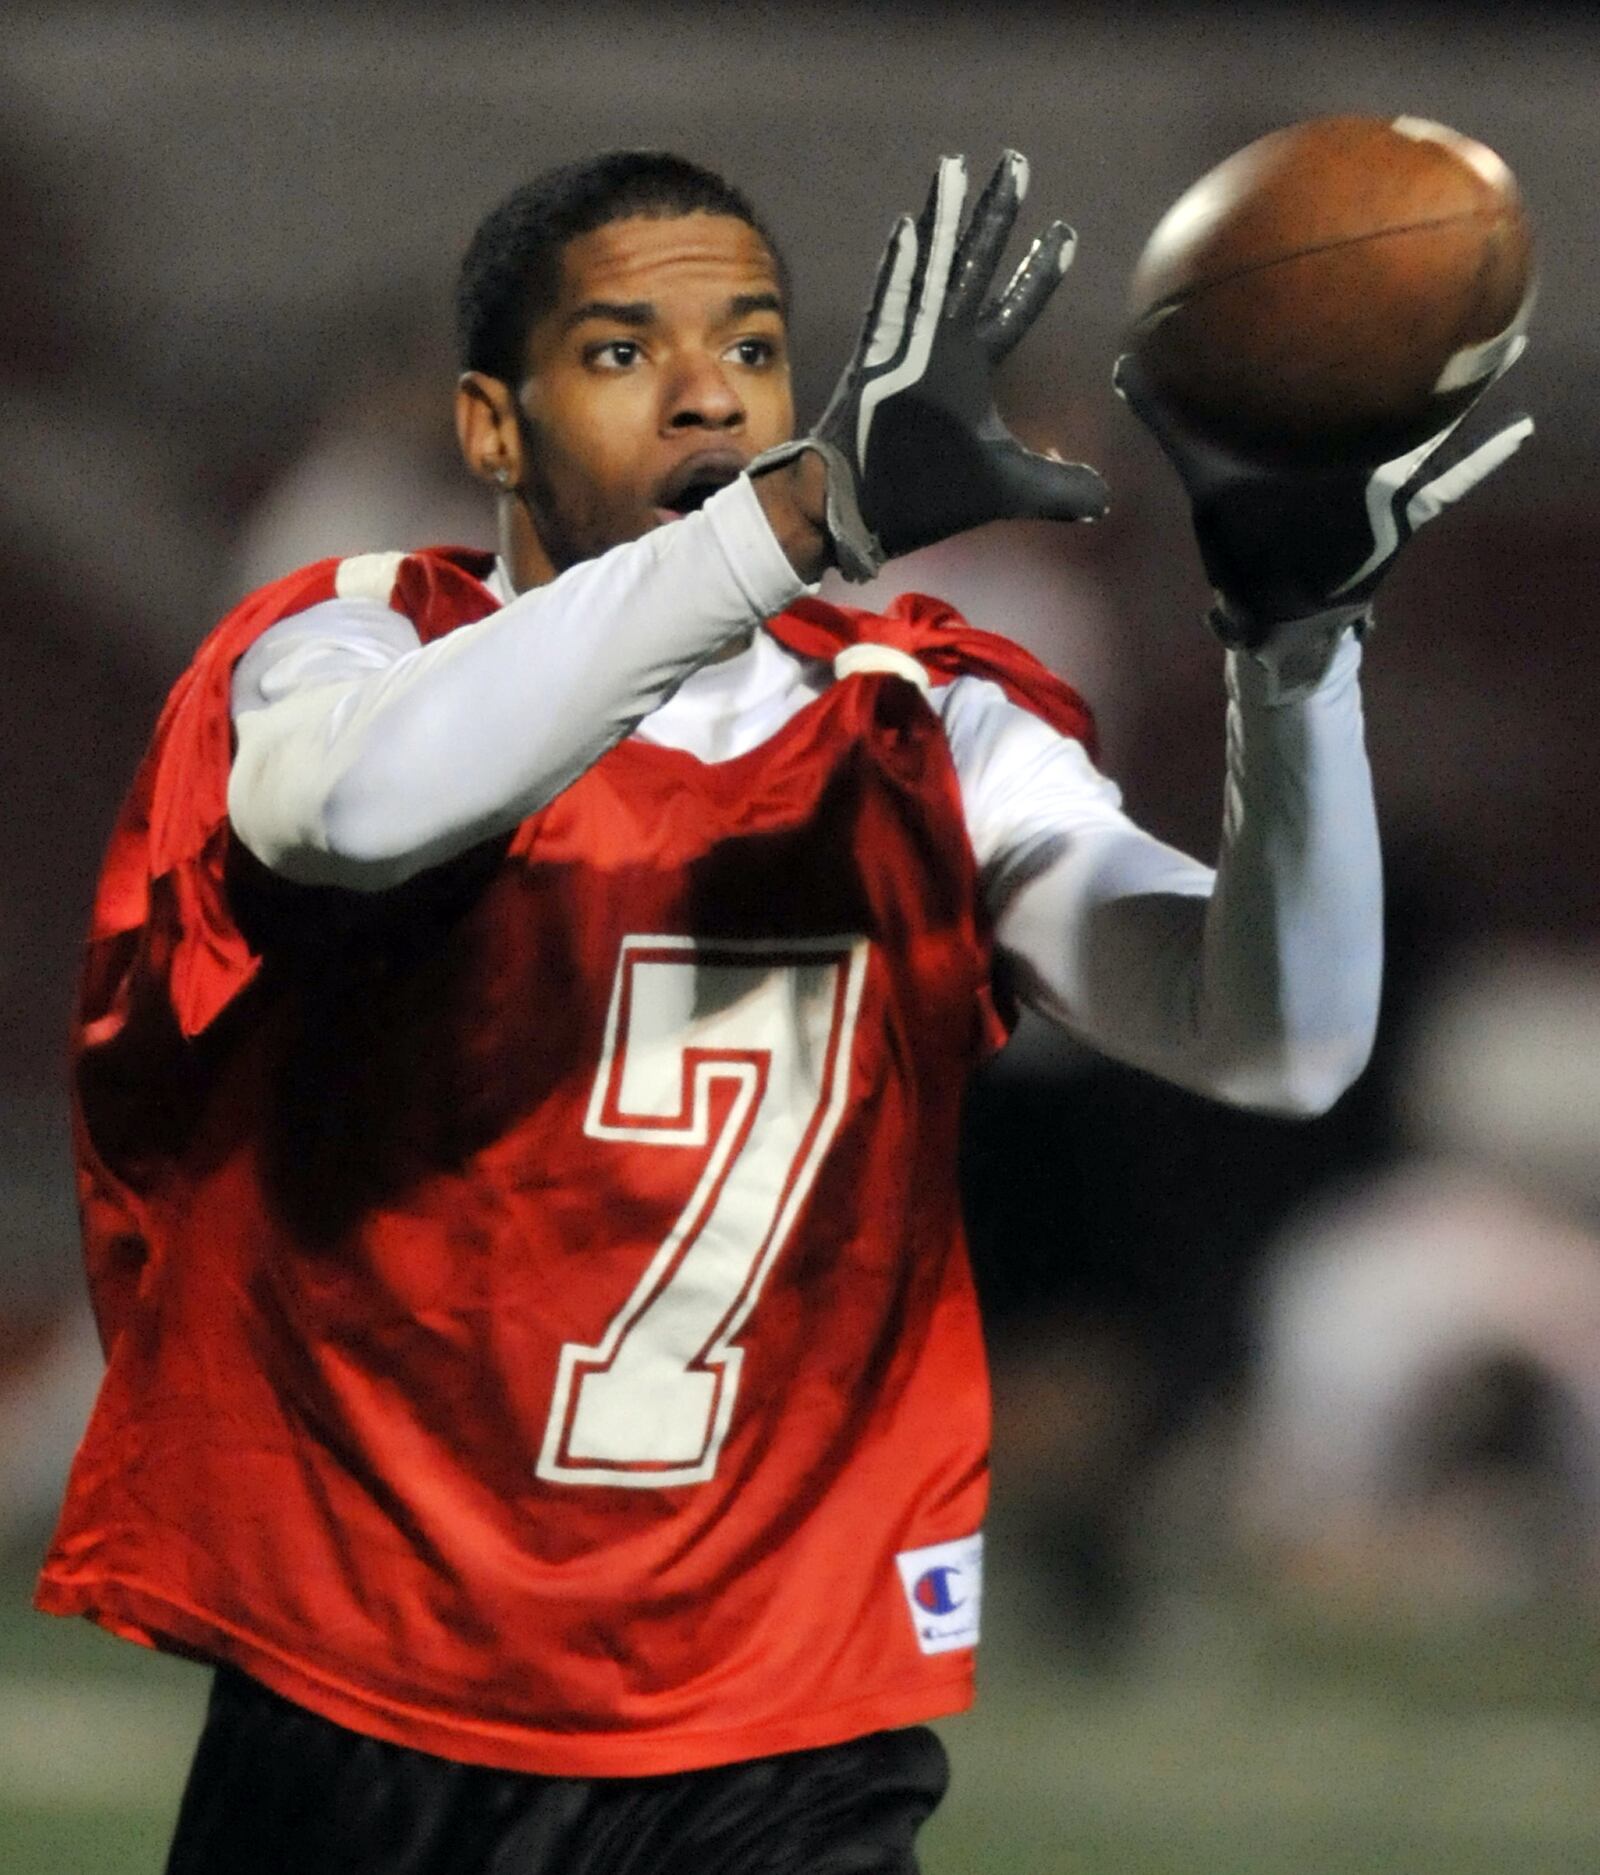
662, 351, 744, 431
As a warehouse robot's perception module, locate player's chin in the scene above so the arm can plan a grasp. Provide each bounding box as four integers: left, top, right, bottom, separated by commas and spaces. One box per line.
586, 506, 675, 552
544, 510, 662, 573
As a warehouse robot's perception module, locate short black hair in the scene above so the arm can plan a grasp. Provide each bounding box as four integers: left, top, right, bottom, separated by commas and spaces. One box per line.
455, 150, 788, 385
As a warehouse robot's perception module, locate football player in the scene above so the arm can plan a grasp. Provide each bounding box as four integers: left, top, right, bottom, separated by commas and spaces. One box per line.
39, 148, 1524, 1872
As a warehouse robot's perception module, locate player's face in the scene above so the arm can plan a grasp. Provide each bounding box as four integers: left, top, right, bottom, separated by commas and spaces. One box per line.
460, 214, 794, 587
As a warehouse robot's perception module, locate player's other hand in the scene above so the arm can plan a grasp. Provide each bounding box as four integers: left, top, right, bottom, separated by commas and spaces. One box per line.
753, 153, 1109, 581
1113, 347, 1534, 647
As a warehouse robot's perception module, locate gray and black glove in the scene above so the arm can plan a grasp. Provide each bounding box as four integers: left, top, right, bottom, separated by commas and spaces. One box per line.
1114, 345, 1533, 681
753, 152, 1109, 581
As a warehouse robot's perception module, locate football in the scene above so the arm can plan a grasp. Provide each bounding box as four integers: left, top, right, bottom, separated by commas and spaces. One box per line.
1124, 115, 1534, 465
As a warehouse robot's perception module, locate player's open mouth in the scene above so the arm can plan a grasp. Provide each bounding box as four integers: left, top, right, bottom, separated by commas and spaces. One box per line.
652, 452, 747, 523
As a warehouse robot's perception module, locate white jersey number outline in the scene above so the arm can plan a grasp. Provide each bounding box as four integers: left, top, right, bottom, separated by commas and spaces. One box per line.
537, 935, 868, 1487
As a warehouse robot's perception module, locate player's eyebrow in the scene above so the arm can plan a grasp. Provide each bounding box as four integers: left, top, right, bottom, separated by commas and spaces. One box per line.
563, 292, 785, 336
723, 292, 784, 323
563, 299, 656, 333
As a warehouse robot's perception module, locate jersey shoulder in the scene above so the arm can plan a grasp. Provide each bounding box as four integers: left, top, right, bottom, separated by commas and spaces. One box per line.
203, 544, 500, 672
772, 590, 1097, 758
106, 546, 499, 1038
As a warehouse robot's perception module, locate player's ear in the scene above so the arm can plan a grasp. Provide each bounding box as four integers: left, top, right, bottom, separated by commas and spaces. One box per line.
455, 372, 522, 490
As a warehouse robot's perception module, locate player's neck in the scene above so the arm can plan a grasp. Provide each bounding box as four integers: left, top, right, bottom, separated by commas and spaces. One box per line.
498, 499, 556, 594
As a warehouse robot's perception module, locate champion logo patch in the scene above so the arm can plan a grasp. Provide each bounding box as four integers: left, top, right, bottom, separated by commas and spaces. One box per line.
896, 1533, 983, 1655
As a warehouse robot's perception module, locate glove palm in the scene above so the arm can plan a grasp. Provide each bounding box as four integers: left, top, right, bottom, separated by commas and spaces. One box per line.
1114, 348, 1533, 643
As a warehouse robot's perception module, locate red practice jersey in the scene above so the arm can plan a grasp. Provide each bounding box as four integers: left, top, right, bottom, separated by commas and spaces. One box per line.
39, 548, 1094, 1776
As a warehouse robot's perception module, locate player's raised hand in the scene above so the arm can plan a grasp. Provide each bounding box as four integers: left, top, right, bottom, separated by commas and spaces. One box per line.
752, 153, 1109, 581
1114, 347, 1534, 645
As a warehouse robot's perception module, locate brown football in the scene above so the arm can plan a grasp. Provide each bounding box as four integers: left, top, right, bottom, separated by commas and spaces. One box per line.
1125, 115, 1534, 465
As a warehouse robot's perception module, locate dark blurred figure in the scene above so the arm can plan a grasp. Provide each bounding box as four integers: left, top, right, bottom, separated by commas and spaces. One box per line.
1395, 1346, 1593, 1595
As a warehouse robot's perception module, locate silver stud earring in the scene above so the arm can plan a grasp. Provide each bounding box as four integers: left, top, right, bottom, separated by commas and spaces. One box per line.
493, 468, 513, 489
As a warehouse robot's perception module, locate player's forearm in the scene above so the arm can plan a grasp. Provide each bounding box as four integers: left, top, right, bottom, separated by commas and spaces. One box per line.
229, 475, 806, 890
1193, 633, 1382, 1111
1001, 634, 1381, 1114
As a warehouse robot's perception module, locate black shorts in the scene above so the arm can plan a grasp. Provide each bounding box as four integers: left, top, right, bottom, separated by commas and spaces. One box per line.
164, 1668, 950, 1875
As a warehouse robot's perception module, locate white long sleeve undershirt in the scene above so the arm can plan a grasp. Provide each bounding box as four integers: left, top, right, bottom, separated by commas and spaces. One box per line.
227, 475, 1382, 1116
228, 476, 807, 887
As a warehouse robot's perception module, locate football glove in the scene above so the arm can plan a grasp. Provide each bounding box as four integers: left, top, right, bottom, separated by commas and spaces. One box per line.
752, 152, 1109, 581
1113, 348, 1533, 651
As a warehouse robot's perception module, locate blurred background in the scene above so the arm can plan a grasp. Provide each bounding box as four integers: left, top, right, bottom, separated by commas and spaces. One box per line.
4, 2, 1600, 1869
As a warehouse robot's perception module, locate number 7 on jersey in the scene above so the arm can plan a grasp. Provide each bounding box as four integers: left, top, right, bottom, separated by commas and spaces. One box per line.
537, 935, 868, 1487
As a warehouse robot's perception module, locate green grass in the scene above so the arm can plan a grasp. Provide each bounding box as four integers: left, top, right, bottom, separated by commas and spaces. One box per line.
927, 1670, 1600, 1875
2, 1810, 181, 1873
921, 1569, 1600, 1875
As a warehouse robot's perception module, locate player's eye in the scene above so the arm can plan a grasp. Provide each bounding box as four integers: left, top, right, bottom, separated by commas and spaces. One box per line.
587, 338, 644, 370
725, 336, 778, 368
